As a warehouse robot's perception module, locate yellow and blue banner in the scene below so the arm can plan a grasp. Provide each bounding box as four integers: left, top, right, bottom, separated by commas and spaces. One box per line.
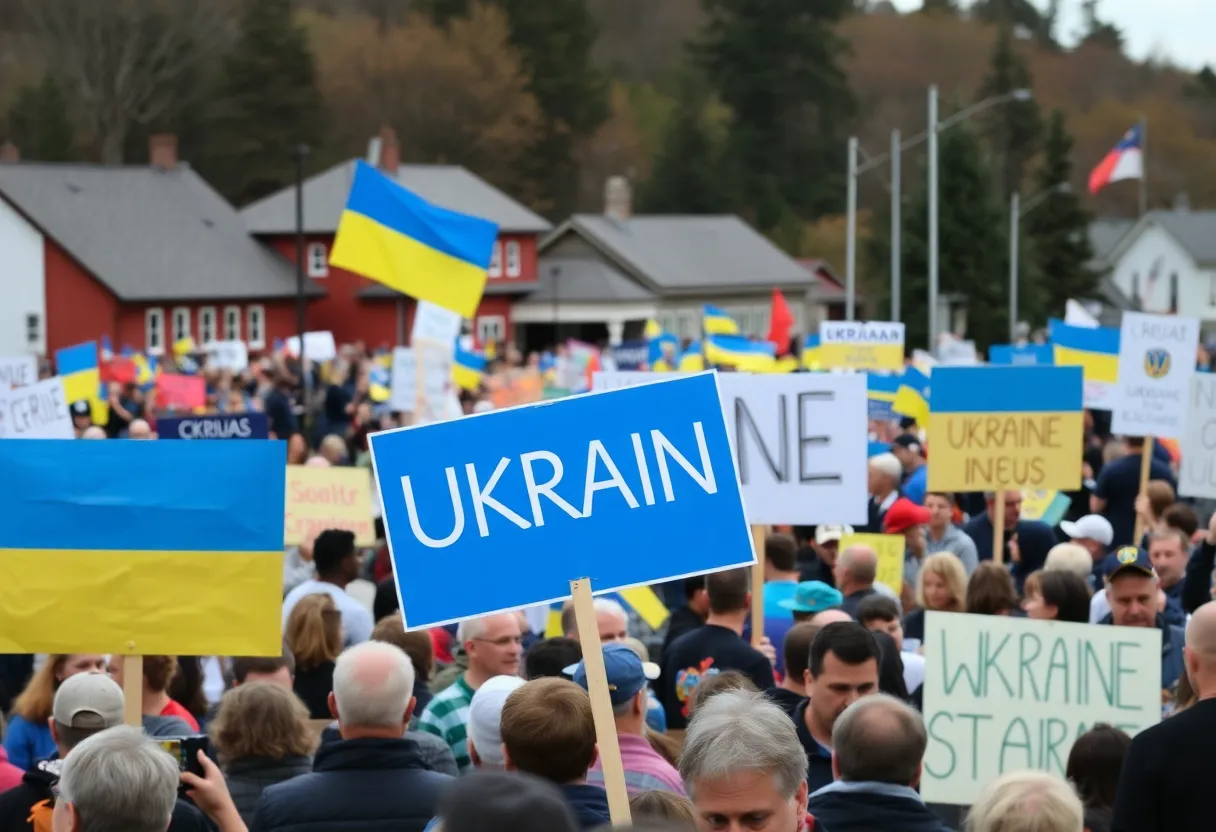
543, 586, 671, 638
702, 305, 740, 336
0, 440, 286, 655
867, 373, 902, 421
55, 341, 108, 425
926, 365, 1084, 492
330, 160, 499, 319
704, 334, 775, 371
1049, 319, 1119, 384
678, 341, 705, 371
893, 366, 930, 427
801, 334, 823, 369
453, 344, 487, 391
819, 321, 905, 372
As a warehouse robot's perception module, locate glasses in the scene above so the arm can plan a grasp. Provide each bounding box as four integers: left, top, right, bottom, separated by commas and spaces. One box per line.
472, 636, 524, 647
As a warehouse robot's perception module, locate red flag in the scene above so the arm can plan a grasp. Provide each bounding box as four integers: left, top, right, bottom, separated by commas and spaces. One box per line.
767, 289, 795, 354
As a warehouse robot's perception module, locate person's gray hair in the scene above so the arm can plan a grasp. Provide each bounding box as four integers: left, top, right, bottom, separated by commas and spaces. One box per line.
457, 615, 487, 644
1043, 544, 1094, 581
332, 641, 415, 729
839, 545, 877, 586
966, 770, 1084, 832
561, 598, 627, 638
57, 725, 179, 832
679, 689, 807, 800
832, 693, 926, 785
868, 453, 902, 482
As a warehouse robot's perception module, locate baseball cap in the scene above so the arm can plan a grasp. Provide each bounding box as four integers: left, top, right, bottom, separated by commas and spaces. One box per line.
1059, 515, 1114, 547
892, 433, 924, 456
467, 675, 525, 767
437, 770, 578, 832
563, 643, 660, 707
815, 525, 854, 546
883, 498, 932, 534
778, 581, 844, 615
1106, 546, 1155, 581
70, 400, 91, 417
52, 672, 124, 730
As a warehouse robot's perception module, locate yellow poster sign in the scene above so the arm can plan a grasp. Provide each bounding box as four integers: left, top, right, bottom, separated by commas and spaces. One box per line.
840, 532, 906, 595
818, 321, 905, 371
285, 466, 375, 547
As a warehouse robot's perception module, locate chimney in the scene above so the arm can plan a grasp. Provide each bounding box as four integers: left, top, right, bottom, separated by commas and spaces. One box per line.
148, 134, 178, 171
604, 175, 632, 221
377, 126, 400, 173
0, 141, 18, 163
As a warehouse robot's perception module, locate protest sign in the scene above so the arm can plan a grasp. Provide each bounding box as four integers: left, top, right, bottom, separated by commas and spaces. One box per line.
819, 322, 905, 371
1110, 311, 1199, 439
412, 300, 464, 345
1020, 490, 1071, 526
988, 344, 1053, 366
0, 439, 285, 655
927, 366, 1083, 492
1179, 374, 1216, 499
0, 355, 36, 389
921, 611, 1161, 805
488, 368, 544, 409
286, 331, 338, 363
206, 340, 248, 371
390, 346, 451, 419
593, 371, 868, 525
155, 374, 206, 410
284, 465, 375, 547
839, 532, 905, 594
0, 377, 72, 439
370, 372, 753, 629
156, 413, 269, 440
609, 341, 648, 370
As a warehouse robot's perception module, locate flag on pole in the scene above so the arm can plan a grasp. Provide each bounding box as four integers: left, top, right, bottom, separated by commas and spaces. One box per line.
1088, 124, 1144, 195
766, 289, 795, 354
702, 305, 740, 336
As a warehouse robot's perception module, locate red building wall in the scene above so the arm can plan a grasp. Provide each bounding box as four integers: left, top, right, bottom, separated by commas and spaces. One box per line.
44, 240, 121, 355
114, 300, 302, 355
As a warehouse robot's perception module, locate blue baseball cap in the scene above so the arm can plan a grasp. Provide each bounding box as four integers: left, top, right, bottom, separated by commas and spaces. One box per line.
563, 643, 660, 707
779, 581, 844, 614
1106, 546, 1155, 581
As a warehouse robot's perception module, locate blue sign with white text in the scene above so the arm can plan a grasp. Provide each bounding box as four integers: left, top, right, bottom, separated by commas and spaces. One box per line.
157, 413, 269, 441
989, 343, 1054, 366
370, 372, 753, 628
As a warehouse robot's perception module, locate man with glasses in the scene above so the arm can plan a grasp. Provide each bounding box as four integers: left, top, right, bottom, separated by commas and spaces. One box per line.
417, 612, 523, 772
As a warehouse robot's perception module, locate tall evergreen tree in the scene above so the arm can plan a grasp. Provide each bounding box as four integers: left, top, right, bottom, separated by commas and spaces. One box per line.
200, 0, 324, 206
694, 0, 855, 230
636, 72, 728, 213
1080, 0, 1124, 51
6, 74, 77, 162
1025, 110, 1096, 318
977, 23, 1043, 204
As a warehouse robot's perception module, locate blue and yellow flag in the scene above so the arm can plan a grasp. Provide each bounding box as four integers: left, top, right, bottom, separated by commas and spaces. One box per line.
1049, 319, 1119, 384
453, 344, 487, 391
678, 341, 705, 371
893, 367, 930, 427
55, 341, 108, 425
543, 586, 671, 638
801, 334, 823, 370
704, 334, 776, 371
0, 440, 286, 655
702, 305, 740, 336
330, 161, 499, 319
867, 373, 902, 421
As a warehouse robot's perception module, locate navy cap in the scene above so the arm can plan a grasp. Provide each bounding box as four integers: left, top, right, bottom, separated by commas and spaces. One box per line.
779, 581, 844, 614
1107, 546, 1155, 581
70, 400, 91, 417
564, 643, 659, 707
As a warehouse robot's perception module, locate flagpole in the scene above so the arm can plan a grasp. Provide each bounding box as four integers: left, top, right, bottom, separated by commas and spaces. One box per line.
1139, 114, 1148, 216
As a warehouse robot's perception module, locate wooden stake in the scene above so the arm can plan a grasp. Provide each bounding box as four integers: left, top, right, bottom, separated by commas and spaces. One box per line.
1133, 437, 1155, 544
570, 579, 631, 826
415, 339, 427, 421
992, 490, 1006, 566
750, 524, 767, 648
122, 654, 143, 728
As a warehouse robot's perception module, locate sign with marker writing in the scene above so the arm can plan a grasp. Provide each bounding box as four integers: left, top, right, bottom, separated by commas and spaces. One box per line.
838, 532, 905, 594
1179, 374, 1216, 499
921, 612, 1161, 805
411, 300, 463, 345
1110, 311, 1199, 439
371, 372, 753, 629
390, 346, 451, 419
157, 413, 268, 441
0, 355, 36, 390
592, 371, 868, 525
206, 340, 249, 372
284, 465, 375, 547
818, 321, 905, 371
927, 366, 1083, 491
0, 377, 72, 439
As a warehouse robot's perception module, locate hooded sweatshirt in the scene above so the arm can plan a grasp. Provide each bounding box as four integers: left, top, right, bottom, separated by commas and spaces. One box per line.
807, 781, 953, 832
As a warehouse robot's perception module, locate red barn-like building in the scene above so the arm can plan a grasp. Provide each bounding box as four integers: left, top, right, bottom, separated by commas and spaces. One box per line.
241, 133, 552, 349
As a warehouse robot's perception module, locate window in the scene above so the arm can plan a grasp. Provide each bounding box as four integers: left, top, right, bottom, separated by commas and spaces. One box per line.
171, 307, 192, 344
198, 307, 216, 344
505, 241, 521, 277
145, 308, 165, 355
25, 313, 41, 350
306, 242, 328, 278
223, 305, 241, 341
476, 315, 506, 346
488, 242, 503, 277
246, 305, 266, 349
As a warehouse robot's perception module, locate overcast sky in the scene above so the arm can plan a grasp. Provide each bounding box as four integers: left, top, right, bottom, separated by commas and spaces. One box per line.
887, 0, 1213, 70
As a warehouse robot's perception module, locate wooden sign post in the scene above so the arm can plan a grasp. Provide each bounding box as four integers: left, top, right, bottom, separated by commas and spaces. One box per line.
750, 525, 767, 648
992, 490, 1006, 565
122, 654, 142, 728
571, 579, 631, 826
1133, 437, 1156, 544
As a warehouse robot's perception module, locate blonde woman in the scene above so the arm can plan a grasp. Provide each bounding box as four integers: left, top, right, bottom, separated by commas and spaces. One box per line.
285, 593, 343, 718
4, 654, 106, 769
967, 770, 1084, 832
902, 552, 967, 645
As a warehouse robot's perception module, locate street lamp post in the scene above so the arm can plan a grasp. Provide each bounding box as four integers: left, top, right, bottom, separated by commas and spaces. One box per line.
845, 137, 858, 320
1009, 182, 1070, 342
891, 129, 901, 323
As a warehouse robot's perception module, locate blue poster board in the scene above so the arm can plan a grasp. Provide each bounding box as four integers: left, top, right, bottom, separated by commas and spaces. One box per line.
157, 413, 269, 440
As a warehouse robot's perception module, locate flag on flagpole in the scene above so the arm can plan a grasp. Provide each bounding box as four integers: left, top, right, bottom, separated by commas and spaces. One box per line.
766, 289, 795, 354
702, 304, 740, 336
1088, 124, 1144, 195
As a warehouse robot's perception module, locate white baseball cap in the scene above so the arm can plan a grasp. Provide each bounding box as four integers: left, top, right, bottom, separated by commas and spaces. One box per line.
466, 675, 525, 767
1059, 515, 1114, 547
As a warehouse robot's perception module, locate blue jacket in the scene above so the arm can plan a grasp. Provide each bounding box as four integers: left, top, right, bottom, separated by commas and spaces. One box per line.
1099, 612, 1186, 691
253, 736, 453, 832
807, 781, 953, 832
963, 513, 1056, 588
2, 715, 55, 771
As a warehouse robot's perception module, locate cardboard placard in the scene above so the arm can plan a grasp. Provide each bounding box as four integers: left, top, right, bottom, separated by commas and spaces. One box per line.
285, 466, 375, 547
1110, 311, 1200, 439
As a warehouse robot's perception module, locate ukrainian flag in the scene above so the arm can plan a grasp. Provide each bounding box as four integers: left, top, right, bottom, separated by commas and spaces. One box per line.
868, 373, 901, 421
55, 341, 108, 425
330, 161, 499, 319
369, 362, 391, 403
678, 341, 705, 371
453, 344, 487, 391
704, 334, 776, 371
702, 305, 740, 336
0, 440, 285, 655
801, 334, 823, 370
1049, 319, 1119, 384
648, 331, 680, 370
893, 367, 930, 427
643, 319, 662, 340
173, 336, 197, 356
543, 586, 670, 638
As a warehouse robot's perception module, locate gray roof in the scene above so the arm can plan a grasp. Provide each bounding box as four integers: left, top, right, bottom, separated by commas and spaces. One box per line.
1148, 210, 1216, 264
543, 215, 812, 294
0, 162, 317, 301
241, 160, 552, 236
529, 257, 656, 303
1088, 218, 1135, 263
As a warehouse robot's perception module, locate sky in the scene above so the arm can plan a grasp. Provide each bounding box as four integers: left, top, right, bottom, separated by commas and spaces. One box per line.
887, 0, 1214, 70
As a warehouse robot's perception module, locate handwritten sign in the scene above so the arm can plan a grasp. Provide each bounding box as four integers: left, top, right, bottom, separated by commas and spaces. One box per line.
284, 465, 375, 547
927, 366, 1083, 491
412, 300, 463, 345
286, 331, 337, 363
1110, 312, 1199, 439
819, 322, 905, 371
0, 377, 72, 439
1019, 490, 1072, 526
0, 356, 36, 390
839, 532, 905, 594
921, 611, 1161, 805
390, 346, 451, 420
206, 340, 249, 372
156, 374, 206, 411
1180, 374, 1216, 499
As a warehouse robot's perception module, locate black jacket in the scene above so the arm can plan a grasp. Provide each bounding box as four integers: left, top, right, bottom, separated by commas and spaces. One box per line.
807, 782, 953, 832
224, 755, 312, 827
252, 736, 452, 832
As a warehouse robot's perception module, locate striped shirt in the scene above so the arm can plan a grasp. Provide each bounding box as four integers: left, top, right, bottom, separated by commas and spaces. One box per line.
417, 675, 475, 772
587, 733, 685, 796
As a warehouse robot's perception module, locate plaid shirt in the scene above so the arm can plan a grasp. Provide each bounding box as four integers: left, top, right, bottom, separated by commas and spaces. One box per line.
417, 674, 475, 772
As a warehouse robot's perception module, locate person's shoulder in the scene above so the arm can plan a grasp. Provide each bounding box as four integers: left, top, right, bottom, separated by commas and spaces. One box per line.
169, 797, 210, 832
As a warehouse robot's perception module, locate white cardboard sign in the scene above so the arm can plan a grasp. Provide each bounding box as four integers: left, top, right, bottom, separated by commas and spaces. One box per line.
390, 345, 451, 422
206, 340, 249, 372
411, 300, 463, 346
1110, 312, 1199, 439
286, 331, 338, 363
0, 377, 73, 439
0, 355, 37, 389
592, 371, 868, 525
1179, 374, 1216, 499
